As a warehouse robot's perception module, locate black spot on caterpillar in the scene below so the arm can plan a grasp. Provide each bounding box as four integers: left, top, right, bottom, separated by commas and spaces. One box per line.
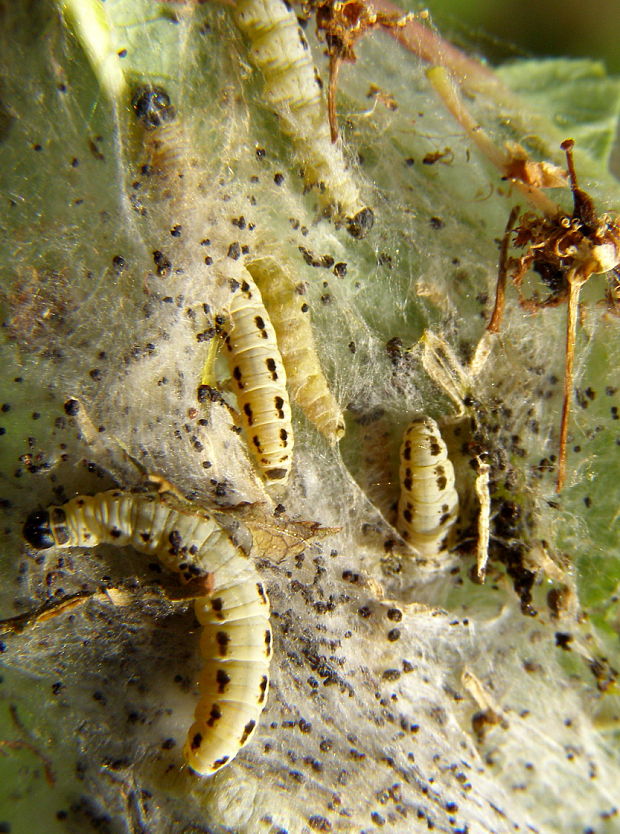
397, 417, 459, 557
23, 489, 271, 776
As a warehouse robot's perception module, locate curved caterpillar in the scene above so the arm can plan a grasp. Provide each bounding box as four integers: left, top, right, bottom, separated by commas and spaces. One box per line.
247, 257, 345, 443
233, 0, 374, 238
397, 417, 459, 558
219, 271, 294, 486
23, 489, 272, 776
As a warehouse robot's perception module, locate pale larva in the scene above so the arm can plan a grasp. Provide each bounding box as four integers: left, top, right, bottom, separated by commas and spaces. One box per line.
23, 490, 272, 776
397, 417, 459, 558
247, 257, 345, 443
219, 270, 294, 486
233, 0, 374, 238
131, 84, 188, 177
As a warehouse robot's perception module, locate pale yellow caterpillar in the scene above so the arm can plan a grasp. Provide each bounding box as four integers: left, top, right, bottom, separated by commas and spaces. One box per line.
219, 271, 294, 486
233, 0, 374, 238
247, 257, 345, 443
397, 417, 459, 557
23, 489, 272, 776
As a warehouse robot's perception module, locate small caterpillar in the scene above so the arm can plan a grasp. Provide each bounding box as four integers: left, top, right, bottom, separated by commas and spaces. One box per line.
397, 417, 459, 558
233, 0, 374, 238
131, 84, 188, 177
219, 270, 294, 486
23, 489, 272, 776
247, 257, 345, 443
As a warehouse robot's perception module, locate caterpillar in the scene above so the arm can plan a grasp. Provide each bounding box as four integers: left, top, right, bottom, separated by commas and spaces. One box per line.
397, 417, 459, 558
247, 257, 345, 443
131, 84, 188, 178
22, 489, 272, 776
218, 270, 294, 486
233, 0, 374, 238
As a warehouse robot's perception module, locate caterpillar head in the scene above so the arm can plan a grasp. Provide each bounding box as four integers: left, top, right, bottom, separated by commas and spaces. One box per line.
131, 85, 176, 130
23, 509, 55, 550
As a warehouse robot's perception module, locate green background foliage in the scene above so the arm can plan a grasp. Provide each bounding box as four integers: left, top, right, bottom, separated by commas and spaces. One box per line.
428, 0, 620, 73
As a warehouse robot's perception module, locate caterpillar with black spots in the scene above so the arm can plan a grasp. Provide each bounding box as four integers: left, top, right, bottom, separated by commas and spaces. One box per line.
247, 257, 345, 443
233, 0, 374, 238
397, 417, 459, 558
217, 269, 294, 486
23, 489, 272, 776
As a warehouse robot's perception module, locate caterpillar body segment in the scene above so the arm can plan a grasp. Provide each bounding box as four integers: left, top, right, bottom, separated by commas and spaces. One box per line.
235, 0, 320, 112
23, 490, 272, 776
199, 615, 272, 661
194, 576, 270, 625
397, 417, 459, 558
198, 658, 269, 704
219, 271, 294, 486
233, 0, 373, 237
248, 258, 345, 443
